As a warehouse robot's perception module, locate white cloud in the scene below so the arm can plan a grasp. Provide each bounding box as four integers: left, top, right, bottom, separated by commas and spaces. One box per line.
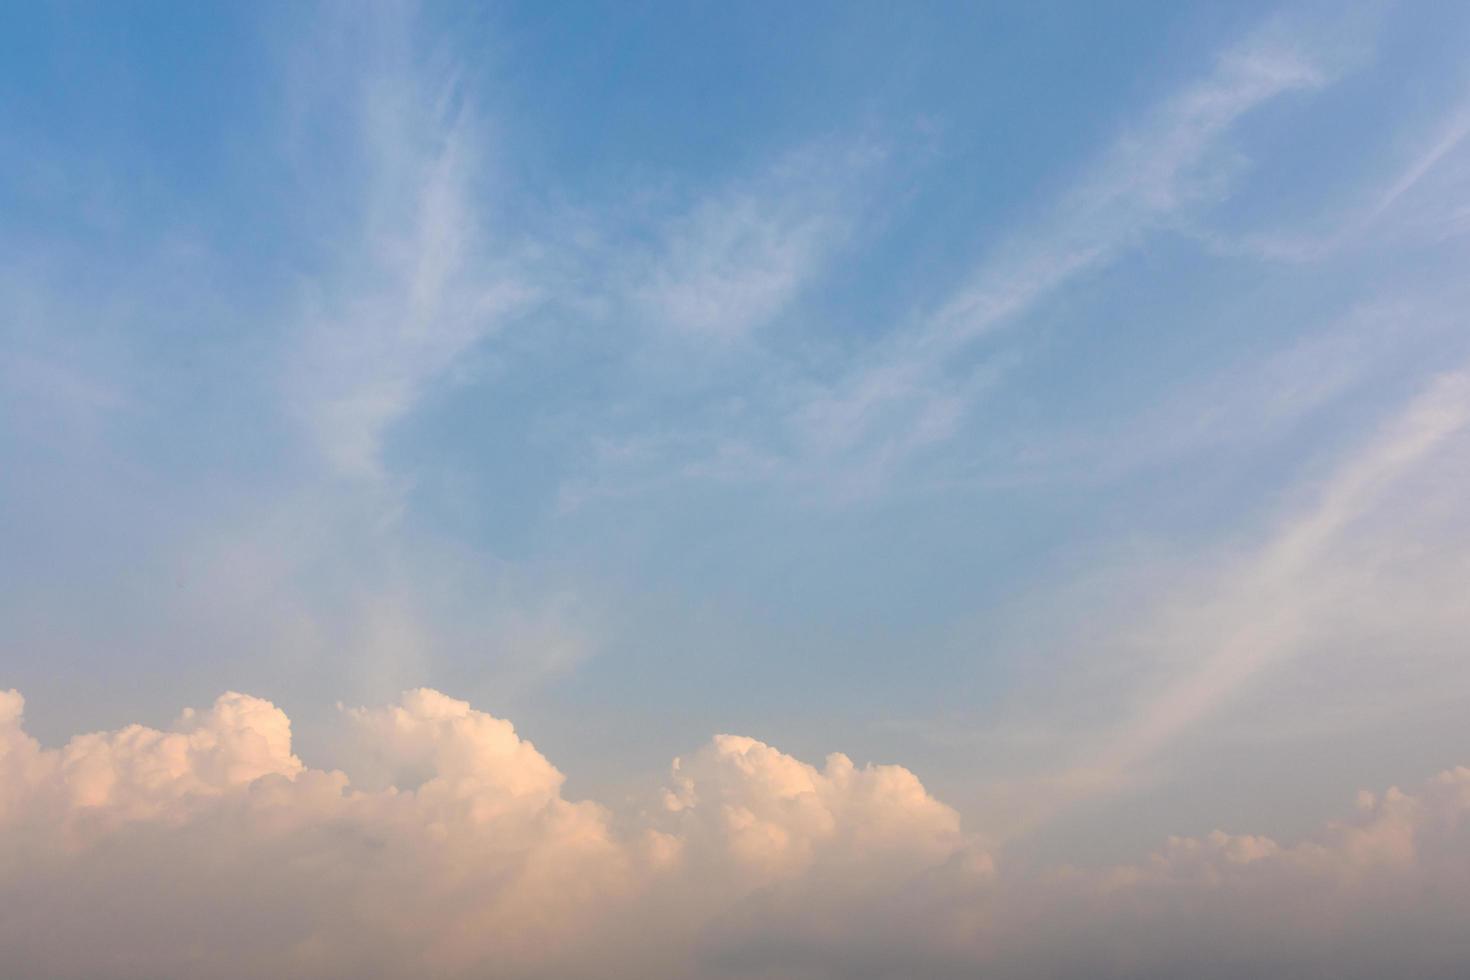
0, 687, 971, 978
783, 18, 1350, 488
4, 686, 1470, 978
283, 6, 538, 481
630, 141, 881, 342
950, 363, 1470, 843
1370, 100, 1470, 220
1197, 92, 1470, 262
661, 733, 969, 883
1090, 369, 1470, 779
0, 688, 631, 978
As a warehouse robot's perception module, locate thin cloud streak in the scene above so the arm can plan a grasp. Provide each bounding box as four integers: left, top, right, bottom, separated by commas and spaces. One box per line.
1198, 93, 1470, 262
284, 10, 537, 482
1003, 367, 1470, 829
630, 139, 885, 343
554, 14, 1355, 507
782, 19, 1346, 489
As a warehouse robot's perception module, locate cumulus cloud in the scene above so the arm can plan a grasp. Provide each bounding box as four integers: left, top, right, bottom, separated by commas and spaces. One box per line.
662, 734, 968, 882
0, 688, 630, 978
982, 770, 1470, 980
2, 687, 1470, 979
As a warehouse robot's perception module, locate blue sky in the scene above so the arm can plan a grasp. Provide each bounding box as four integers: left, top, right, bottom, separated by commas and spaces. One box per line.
4, 4, 1470, 974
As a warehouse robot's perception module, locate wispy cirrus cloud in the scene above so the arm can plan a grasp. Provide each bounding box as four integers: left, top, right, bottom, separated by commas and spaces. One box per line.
628, 139, 885, 343
553, 14, 1352, 509
965, 295, 1467, 489
1195, 91, 1470, 261
282, 7, 538, 482
963, 364, 1470, 838
1091, 369, 1470, 772
0, 5, 609, 713
777, 21, 1350, 487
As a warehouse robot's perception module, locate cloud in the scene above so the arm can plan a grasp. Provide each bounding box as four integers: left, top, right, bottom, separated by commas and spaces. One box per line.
0, 688, 631, 978
779, 18, 1348, 486
282, 5, 538, 481
978, 301, 1431, 487
1198, 92, 1470, 262
0, 687, 971, 978
996, 769, 1470, 980
661, 733, 968, 883
629, 140, 883, 343
1085, 369, 1470, 783
1369, 99, 1470, 220
4, 687, 1470, 978
550, 12, 1361, 508
940, 361, 1470, 846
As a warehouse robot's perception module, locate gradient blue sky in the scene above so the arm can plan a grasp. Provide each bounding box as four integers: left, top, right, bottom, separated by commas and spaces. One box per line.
5, 0, 1470, 889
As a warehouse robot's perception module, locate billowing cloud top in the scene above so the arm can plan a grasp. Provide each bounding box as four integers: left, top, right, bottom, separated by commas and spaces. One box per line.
3, 687, 1469, 979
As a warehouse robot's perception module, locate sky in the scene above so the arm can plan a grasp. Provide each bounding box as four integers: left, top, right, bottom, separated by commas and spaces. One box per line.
3, 1, 1470, 977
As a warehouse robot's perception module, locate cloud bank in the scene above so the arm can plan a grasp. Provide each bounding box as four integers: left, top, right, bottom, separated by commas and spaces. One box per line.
2, 687, 1469, 979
